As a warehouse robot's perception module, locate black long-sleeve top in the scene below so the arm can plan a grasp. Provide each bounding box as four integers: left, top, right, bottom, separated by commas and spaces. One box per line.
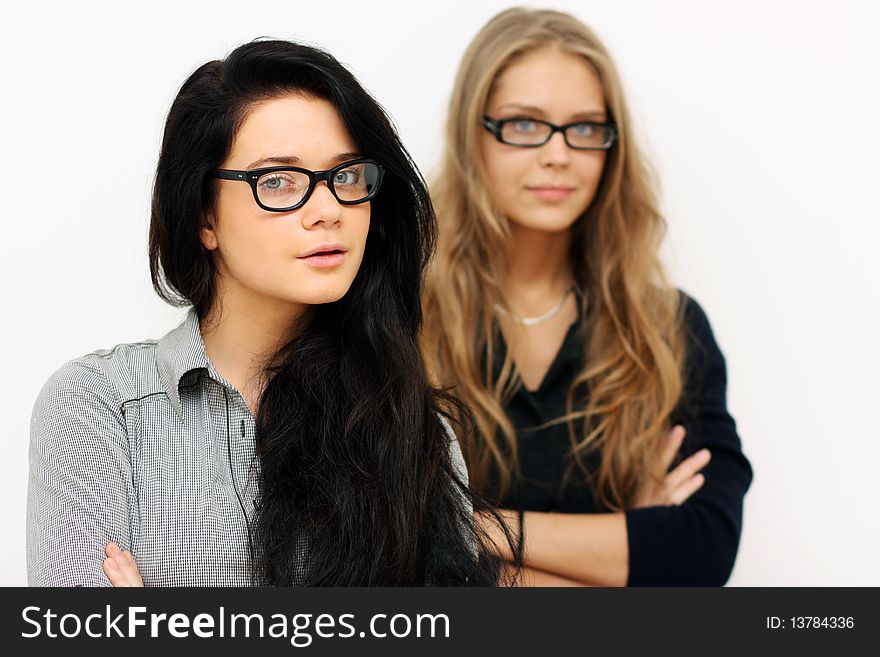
490, 292, 753, 586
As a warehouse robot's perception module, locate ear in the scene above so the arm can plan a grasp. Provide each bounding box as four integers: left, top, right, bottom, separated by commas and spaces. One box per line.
200, 212, 219, 251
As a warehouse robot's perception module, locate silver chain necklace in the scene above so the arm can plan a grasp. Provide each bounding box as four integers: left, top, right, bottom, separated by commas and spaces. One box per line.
494, 285, 577, 326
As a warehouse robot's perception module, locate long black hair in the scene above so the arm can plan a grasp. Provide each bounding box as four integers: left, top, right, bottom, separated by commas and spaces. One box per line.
149, 39, 512, 585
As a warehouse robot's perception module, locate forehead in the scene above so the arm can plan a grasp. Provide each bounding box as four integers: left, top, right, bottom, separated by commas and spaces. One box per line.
487, 46, 606, 116
227, 94, 357, 167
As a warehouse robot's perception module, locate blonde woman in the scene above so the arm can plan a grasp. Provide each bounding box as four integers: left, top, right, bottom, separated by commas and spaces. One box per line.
423, 8, 752, 586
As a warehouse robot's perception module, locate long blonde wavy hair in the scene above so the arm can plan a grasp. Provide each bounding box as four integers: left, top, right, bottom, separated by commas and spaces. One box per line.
423, 7, 686, 510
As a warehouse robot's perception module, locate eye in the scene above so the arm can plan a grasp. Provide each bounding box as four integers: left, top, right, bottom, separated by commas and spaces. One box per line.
333, 167, 361, 186
258, 173, 298, 194
570, 123, 595, 136
510, 119, 539, 134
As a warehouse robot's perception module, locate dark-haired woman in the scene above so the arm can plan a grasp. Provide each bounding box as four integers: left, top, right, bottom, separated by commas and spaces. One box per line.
27, 40, 505, 587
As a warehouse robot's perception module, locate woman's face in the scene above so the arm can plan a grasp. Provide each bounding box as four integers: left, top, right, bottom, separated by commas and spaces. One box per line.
202, 94, 371, 310
480, 46, 608, 234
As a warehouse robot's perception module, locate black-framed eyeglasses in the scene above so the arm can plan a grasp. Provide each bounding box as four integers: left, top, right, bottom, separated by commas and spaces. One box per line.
481, 116, 617, 150
212, 158, 384, 212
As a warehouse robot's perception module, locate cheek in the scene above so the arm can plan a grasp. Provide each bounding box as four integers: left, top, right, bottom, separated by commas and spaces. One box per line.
218, 221, 286, 282
211, 192, 263, 251
215, 184, 256, 220
482, 151, 528, 206
213, 197, 291, 275
577, 155, 607, 193
352, 205, 371, 246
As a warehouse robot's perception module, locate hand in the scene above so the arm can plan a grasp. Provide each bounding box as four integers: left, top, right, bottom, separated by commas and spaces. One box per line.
632, 425, 711, 508
103, 542, 144, 587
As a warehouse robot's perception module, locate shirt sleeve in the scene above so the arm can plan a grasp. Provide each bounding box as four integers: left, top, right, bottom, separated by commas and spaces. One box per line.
624, 294, 753, 585
27, 359, 135, 586
440, 416, 468, 484
438, 412, 477, 559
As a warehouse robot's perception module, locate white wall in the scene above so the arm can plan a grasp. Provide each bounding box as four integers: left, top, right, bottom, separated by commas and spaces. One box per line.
2, 0, 877, 585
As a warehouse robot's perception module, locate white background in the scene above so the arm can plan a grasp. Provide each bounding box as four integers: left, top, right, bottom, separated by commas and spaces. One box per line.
2, 0, 877, 586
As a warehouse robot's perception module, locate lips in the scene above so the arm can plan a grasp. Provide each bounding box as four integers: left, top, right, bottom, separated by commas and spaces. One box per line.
298, 243, 348, 258
297, 243, 348, 269
526, 185, 575, 201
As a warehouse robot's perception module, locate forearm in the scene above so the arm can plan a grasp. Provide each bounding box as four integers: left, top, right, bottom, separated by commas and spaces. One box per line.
487, 510, 628, 587
29, 369, 133, 587
27, 493, 117, 587
507, 564, 593, 587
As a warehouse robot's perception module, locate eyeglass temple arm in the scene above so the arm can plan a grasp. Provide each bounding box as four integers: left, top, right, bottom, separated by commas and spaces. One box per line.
481, 117, 500, 133
213, 169, 247, 180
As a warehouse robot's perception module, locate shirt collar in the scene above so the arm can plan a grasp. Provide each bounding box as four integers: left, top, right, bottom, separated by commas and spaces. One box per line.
156, 308, 211, 418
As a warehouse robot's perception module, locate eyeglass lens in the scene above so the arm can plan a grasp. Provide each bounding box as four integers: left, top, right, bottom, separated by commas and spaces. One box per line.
500, 119, 612, 149
256, 161, 380, 209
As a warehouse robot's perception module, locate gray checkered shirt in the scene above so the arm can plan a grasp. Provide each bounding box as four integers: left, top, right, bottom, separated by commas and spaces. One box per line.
27, 309, 469, 586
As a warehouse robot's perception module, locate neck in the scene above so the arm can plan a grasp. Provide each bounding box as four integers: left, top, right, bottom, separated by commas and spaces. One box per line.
503, 222, 575, 314
200, 280, 305, 414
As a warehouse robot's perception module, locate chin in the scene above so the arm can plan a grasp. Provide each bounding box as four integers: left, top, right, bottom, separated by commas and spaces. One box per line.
509, 213, 581, 234
293, 281, 355, 306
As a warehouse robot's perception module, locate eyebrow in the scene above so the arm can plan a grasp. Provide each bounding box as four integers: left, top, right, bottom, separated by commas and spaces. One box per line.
245, 152, 362, 170
494, 103, 607, 121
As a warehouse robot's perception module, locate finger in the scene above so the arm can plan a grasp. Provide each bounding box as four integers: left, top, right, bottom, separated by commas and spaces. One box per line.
121, 550, 145, 587
665, 448, 711, 490
104, 542, 133, 587
631, 484, 653, 508
104, 543, 143, 587
669, 473, 706, 506
103, 556, 131, 587
660, 426, 687, 471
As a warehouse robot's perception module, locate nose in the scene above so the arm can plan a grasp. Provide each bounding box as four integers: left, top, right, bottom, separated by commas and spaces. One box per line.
537, 130, 571, 167
300, 181, 342, 229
